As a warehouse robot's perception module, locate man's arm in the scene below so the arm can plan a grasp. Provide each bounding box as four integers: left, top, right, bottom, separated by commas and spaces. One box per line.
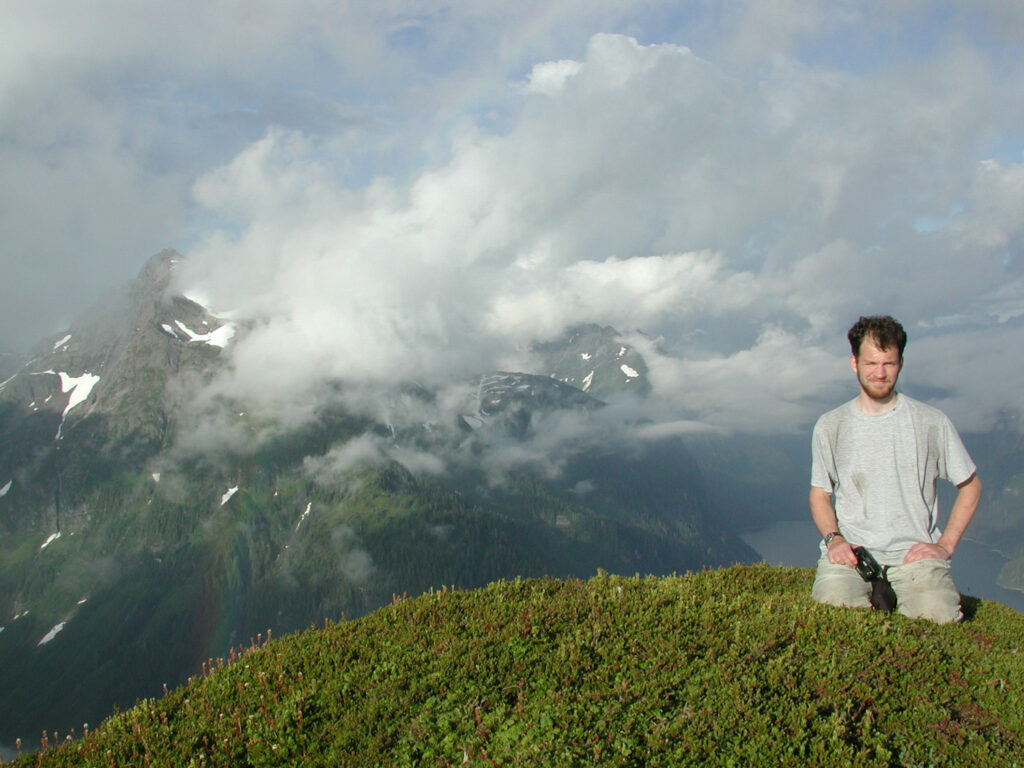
809, 485, 857, 567
904, 473, 982, 563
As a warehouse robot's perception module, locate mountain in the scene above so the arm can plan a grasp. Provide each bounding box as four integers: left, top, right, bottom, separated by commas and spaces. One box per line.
3, 250, 1021, 750
532, 323, 651, 399
956, 421, 1024, 592
10, 565, 1024, 767
0, 251, 752, 746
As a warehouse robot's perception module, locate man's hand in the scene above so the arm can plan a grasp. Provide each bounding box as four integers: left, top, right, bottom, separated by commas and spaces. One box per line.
827, 537, 858, 567
810, 486, 859, 567
903, 542, 950, 563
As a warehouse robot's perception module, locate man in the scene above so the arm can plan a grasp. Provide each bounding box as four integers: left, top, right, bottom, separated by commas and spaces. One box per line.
809, 315, 982, 623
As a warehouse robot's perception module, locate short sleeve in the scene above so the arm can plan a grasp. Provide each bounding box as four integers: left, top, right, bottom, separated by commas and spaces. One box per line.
939, 415, 977, 486
810, 416, 835, 492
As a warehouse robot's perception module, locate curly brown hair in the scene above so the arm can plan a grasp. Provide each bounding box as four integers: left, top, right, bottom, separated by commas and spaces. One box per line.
848, 315, 907, 358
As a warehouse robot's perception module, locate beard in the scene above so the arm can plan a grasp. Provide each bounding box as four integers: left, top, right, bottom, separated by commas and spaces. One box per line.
859, 373, 896, 400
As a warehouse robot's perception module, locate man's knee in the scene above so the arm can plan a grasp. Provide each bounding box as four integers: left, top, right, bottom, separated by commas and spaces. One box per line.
811, 556, 871, 608
889, 559, 962, 624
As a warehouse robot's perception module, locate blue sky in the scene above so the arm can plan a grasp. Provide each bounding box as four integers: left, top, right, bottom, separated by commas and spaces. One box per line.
2, 0, 1022, 434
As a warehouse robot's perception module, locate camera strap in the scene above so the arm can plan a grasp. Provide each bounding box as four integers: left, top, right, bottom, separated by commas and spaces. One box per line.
869, 565, 897, 613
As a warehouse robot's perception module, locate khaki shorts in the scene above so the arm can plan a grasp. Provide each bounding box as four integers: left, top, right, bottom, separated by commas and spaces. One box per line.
811, 554, 962, 624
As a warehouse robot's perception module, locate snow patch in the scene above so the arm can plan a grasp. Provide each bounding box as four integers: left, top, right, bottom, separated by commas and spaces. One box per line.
617, 346, 627, 357
620, 364, 640, 379
38, 622, 66, 646
40, 532, 61, 550
52, 334, 72, 351
152, 473, 161, 483
0, 480, 11, 497
174, 320, 236, 348
160, 323, 181, 339
206, 325, 235, 347
58, 372, 100, 418
296, 502, 312, 531
581, 370, 595, 392
221, 486, 239, 506
55, 371, 100, 439
580, 352, 592, 360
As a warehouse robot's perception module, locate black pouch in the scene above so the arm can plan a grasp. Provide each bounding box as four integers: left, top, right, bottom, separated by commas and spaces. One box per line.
869, 574, 897, 612
853, 546, 897, 613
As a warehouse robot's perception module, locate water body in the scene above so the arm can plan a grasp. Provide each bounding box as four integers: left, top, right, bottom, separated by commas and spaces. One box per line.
741, 519, 1024, 614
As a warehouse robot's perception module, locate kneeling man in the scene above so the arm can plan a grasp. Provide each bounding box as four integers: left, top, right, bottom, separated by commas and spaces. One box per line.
810, 315, 982, 623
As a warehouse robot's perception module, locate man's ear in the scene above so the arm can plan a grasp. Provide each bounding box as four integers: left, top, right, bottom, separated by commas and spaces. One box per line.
849, 353, 859, 374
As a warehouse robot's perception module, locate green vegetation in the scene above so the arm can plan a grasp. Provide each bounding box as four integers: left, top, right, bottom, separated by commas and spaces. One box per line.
10, 565, 1023, 767
0, 444, 742, 745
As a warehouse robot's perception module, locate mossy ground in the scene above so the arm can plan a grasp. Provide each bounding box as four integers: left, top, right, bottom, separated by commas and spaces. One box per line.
10, 565, 1024, 767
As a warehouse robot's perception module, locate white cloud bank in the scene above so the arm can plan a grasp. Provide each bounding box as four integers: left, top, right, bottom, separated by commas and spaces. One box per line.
3, 1, 1024, 437
176, 29, 1024, 434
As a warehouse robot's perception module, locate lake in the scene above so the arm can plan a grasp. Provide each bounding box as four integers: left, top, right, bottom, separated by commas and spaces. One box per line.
741, 519, 1024, 614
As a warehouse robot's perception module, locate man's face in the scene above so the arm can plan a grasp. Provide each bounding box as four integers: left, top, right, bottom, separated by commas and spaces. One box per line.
851, 337, 902, 401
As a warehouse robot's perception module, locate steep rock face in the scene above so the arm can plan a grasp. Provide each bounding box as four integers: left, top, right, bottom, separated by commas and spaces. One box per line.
0, 250, 233, 535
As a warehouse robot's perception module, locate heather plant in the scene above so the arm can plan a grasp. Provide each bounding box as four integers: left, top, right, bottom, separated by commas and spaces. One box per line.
8, 565, 1024, 767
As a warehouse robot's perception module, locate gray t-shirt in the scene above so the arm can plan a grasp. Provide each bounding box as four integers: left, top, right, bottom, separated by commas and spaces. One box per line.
810, 393, 976, 565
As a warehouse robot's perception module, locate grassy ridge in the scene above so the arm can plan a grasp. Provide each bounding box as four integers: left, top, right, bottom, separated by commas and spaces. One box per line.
10, 565, 1024, 767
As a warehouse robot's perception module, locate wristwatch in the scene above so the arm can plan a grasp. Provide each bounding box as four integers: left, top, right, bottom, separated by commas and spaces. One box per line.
823, 531, 842, 547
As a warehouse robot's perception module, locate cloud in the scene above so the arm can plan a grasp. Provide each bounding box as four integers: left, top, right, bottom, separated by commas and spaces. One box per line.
0, 76, 188, 346
905, 320, 1024, 432
172, 24, 1023, 435
640, 326, 851, 433
303, 432, 446, 482
303, 435, 388, 482
329, 525, 377, 584
4, 1, 1023, 439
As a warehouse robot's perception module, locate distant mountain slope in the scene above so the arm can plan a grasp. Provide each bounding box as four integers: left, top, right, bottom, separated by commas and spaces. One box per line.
958, 423, 1024, 593
13, 565, 1024, 767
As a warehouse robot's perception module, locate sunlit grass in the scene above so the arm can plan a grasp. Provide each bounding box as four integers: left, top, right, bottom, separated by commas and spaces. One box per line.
10, 564, 1023, 767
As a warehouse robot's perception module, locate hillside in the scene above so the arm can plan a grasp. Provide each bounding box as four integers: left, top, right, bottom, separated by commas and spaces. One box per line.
9, 565, 1023, 767
0, 251, 753, 746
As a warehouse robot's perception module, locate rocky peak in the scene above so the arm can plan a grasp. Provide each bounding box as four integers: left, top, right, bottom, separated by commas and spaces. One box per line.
532, 324, 651, 399
0, 250, 237, 491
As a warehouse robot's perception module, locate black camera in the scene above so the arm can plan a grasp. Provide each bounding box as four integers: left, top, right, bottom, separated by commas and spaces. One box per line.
853, 546, 882, 582
852, 546, 897, 612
